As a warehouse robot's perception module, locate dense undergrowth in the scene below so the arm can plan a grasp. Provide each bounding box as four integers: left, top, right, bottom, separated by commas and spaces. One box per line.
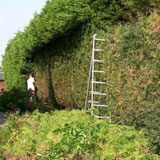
0, 87, 32, 112
0, 110, 159, 160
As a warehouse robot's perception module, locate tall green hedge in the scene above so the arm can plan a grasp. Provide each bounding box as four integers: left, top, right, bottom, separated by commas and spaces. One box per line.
32, 15, 160, 110
2, 0, 158, 90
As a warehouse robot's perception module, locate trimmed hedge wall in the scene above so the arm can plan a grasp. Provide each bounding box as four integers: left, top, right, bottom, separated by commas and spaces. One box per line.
2, 0, 158, 90
32, 15, 160, 110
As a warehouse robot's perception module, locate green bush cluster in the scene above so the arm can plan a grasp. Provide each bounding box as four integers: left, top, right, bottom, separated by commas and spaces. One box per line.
40, 122, 99, 160
0, 87, 31, 112
1, 110, 159, 159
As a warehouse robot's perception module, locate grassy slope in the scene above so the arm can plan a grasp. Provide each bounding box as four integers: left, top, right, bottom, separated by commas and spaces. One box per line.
0, 110, 159, 159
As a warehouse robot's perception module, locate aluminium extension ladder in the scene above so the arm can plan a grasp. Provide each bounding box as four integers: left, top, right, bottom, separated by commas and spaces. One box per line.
85, 33, 110, 121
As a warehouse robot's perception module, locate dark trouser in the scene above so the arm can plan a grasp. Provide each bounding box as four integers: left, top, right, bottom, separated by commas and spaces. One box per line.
28, 89, 35, 101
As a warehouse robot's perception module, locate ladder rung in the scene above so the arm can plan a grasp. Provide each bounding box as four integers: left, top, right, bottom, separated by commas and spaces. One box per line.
95, 116, 110, 119
94, 59, 104, 63
93, 104, 108, 107
94, 49, 103, 52
95, 38, 105, 41
93, 70, 104, 73
88, 100, 99, 104
90, 91, 106, 96
92, 81, 106, 84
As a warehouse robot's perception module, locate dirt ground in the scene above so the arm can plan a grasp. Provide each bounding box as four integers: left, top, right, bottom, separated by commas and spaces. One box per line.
2, 154, 37, 160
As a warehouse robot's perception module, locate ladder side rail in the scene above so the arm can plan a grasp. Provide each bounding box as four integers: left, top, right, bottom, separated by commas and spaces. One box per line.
91, 34, 96, 116
84, 58, 92, 110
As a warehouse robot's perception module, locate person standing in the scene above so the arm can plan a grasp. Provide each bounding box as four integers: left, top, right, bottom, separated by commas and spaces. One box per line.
27, 74, 35, 102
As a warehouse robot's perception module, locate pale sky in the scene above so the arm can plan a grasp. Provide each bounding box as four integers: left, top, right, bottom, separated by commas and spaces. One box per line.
0, 0, 47, 66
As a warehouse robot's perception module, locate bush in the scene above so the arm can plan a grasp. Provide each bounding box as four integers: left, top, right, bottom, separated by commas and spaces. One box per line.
0, 87, 31, 112
40, 122, 99, 160
1, 110, 159, 159
39, 120, 158, 160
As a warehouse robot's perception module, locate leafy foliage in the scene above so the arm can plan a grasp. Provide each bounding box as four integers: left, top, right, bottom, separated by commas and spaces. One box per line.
2, 0, 159, 90
0, 110, 159, 159
40, 122, 99, 160
2, 0, 93, 90
104, 20, 160, 123
103, 17, 160, 154
0, 87, 31, 112
143, 103, 160, 154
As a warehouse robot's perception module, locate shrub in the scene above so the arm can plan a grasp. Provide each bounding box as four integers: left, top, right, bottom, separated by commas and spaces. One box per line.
1, 110, 159, 159
39, 120, 158, 160
0, 87, 31, 112
40, 122, 99, 160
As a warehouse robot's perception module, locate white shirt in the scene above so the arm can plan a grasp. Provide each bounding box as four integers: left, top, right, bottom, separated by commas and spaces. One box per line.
27, 77, 35, 91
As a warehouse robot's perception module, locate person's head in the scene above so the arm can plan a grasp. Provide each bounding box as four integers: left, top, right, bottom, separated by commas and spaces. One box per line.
29, 73, 33, 78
